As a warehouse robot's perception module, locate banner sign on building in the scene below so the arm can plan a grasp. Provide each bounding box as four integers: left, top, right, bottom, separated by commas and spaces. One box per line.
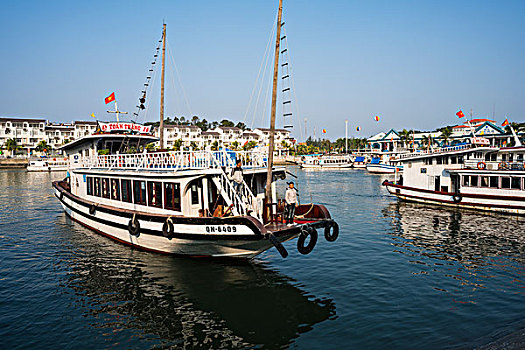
98, 122, 152, 134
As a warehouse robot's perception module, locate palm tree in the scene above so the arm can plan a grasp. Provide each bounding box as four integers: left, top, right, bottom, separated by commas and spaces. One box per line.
398, 129, 411, 149
231, 141, 239, 151
35, 140, 49, 153
172, 139, 183, 151
5, 138, 18, 156
211, 141, 219, 151
421, 134, 433, 151
440, 126, 452, 146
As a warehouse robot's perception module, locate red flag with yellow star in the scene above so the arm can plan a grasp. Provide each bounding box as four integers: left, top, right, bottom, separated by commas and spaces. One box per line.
105, 92, 116, 104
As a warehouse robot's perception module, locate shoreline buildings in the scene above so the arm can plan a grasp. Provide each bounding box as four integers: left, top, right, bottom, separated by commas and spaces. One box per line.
0, 117, 293, 155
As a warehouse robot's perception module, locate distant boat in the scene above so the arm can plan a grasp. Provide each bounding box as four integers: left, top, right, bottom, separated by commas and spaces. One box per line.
27, 157, 68, 172
366, 155, 403, 174
300, 154, 353, 169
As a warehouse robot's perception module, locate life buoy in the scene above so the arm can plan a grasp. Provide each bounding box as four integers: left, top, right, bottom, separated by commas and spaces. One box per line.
162, 217, 174, 238
452, 194, 462, 203
128, 215, 140, 237
53, 158, 56, 161
477, 162, 486, 170
297, 226, 318, 255
89, 204, 96, 215
324, 222, 339, 242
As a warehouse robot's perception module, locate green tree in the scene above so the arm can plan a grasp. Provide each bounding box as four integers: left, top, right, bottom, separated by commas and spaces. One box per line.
231, 141, 239, 150
243, 141, 257, 151
5, 138, 18, 155
211, 141, 219, 151
190, 141, 199, 150
220, 119, 235, 127
146, 142, 156, 152
172, 139, 183, 151
399, 129, 411, 148
35, 140, 49, 152
440, 126, 452, 146
235, 122, 247, 130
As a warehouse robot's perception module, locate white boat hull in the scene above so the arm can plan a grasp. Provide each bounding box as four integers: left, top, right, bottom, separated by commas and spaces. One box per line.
54, 184, 298, 258
366, 164, 402, 174
384, 182, 525, 215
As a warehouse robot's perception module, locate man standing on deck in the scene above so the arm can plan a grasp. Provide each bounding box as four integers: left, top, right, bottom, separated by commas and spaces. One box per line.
230, 160, 244, 194
285, 182, 298, 226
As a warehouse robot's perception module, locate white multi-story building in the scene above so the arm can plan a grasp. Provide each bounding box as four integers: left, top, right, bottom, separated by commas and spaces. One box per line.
0, 117, 102, 155
0, 117, 47, 153
154, 124, 292, 151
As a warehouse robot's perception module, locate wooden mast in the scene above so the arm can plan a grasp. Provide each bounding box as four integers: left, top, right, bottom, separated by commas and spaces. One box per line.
265, 0, 283, 205
159, 23, 167, 149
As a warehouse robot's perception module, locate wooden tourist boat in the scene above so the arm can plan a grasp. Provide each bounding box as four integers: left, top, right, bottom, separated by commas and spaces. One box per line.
382, 138, 525, 215
53, 1, 339, 258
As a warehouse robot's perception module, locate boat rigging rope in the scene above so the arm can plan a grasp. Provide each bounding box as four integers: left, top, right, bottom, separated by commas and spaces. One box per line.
166, 39, 193, 119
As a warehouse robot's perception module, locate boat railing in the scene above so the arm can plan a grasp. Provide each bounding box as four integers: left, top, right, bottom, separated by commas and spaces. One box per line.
73, 150, 268, 171
209, 154, 261, 220
463, 160, 525, 171
397, 144, 474, 159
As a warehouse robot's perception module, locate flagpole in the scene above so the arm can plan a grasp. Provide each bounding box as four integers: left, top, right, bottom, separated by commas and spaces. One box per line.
159, 23, 167, 150
114, 101, 119, 122
345, 120, 348, 154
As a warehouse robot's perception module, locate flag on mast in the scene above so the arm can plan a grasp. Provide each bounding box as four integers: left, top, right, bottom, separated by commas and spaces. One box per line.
322, 129, 327, 133
356, 126, 360, 131
91, 113, 96, 119
374, 116, 380, 122
456, 110, 465, 118
502, 118, 509, 127
105, 92, 116, 104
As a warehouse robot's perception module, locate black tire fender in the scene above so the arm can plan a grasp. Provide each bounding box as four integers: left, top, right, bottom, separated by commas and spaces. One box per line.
128, 215, 140, 237
297, 226, 318, 255
89, 204, 96, 215
324, 221, 339, 242
162, 217, 175, 238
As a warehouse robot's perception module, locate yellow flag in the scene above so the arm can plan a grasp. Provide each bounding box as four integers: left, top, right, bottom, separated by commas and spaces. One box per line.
91, 113, 96, 118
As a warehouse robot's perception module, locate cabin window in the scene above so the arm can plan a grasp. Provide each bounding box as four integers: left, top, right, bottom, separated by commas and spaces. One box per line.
489, 176, 498, 188
458, 156, 464, 164
471, 175, 479, 187
481, 176, 489, 187
501, 177, 511, 189
87, 177, 93, 195
164, 183, 181, 211
462, 175, 470, 187
148, 181, 163, 208
502, 154, 507, 162
133, 180, 147, 205
102, 178, 110, 199
94, 177, 101, 196
191, 183, 199, 205
420, 168, 427, 174
121, 179, 132, 202
485, 153, 490, 161
111, 179, 120, 200
511, 177, 522, 190
450, 156, 457, 164
425, 158, 432, 165
518, 154, 524, 162
436, 157, 443, 165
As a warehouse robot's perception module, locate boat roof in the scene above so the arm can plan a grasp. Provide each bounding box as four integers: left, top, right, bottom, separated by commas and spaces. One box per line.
59, 133, 158, 151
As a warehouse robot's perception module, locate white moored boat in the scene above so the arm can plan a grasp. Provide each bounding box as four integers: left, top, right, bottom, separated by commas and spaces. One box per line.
366, 155, 403, 174
383, 137, 525, 215
53, 131, 338, 258
52, 5, 339, 259
27, 157, 69, 172
300, 154, 353, 169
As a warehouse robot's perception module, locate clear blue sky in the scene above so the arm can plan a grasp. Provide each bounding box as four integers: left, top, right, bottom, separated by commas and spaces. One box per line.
1, 0, 524, 140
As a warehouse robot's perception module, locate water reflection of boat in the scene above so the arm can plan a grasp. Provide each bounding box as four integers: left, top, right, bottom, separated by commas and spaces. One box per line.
62, 221, 335, 348
383, 201, 525, 264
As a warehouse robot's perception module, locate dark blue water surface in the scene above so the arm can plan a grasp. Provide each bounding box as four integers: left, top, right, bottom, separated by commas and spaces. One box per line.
1, 168, 524, 349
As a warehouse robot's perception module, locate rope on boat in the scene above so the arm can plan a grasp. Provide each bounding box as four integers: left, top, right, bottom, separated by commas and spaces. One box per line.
295, 203, 314, 218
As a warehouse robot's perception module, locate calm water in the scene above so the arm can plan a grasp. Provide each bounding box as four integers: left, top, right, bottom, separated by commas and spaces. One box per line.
1, 168, 524, 349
